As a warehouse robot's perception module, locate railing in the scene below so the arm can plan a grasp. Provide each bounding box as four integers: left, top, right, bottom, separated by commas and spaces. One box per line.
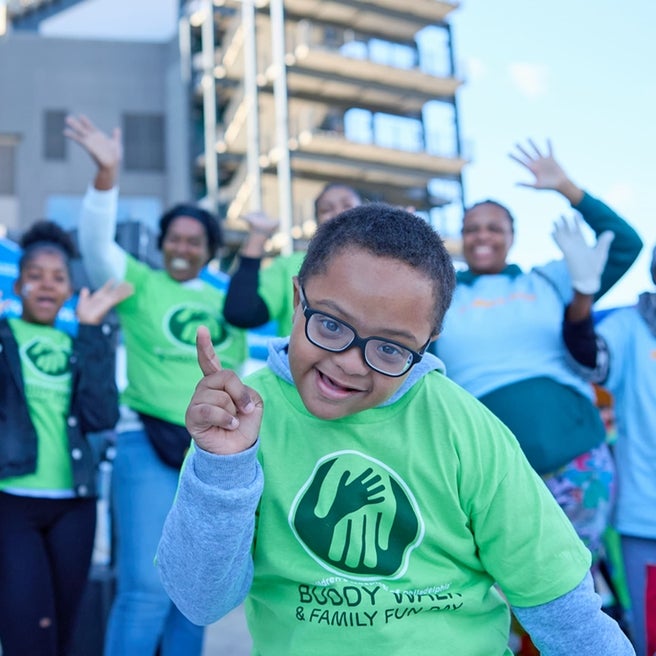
287, 18, 457, 79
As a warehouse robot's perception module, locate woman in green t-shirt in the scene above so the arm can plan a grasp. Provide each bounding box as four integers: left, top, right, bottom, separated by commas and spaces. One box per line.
65, 113, 248, 656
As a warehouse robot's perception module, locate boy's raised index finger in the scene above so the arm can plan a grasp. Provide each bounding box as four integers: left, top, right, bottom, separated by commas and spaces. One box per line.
196, 326, 223, 376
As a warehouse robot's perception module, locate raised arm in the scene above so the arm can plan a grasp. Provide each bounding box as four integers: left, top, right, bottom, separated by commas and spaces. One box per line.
552, 218, 611, 383
75, 279, 134, 326
156, 327, 264, 624
510, 139, 643, 299
64, 114, 127, 287
562, 291, 609, 383
74, 280, 134, 433
223, 211, 278, 328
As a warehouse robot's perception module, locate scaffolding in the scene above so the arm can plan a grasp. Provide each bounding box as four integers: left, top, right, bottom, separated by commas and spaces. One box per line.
179, 0, 467, 256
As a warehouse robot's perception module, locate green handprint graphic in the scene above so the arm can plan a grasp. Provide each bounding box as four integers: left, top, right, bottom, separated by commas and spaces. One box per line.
167, 306, 227, 348
292, 452, 421, 578
25, 340, 70, 377
317, 466, 395, 569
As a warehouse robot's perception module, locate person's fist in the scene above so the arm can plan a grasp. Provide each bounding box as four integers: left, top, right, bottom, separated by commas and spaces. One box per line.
185, 326, 263, 455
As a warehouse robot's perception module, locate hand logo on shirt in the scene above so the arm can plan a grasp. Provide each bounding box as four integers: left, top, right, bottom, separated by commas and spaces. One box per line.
164, 304, 229, 350
23, 338, 71, 379
290, 451, 423, 580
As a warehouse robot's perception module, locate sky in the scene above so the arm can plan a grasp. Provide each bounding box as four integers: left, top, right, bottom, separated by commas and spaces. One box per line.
40, 0, 655, 309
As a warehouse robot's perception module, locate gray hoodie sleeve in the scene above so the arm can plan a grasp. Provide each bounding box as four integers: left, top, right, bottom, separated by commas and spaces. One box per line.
156, 442, 263, 626
512, 571, 635, 655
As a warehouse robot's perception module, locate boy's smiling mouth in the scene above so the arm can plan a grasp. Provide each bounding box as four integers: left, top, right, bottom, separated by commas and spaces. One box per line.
315, 368, 366, 399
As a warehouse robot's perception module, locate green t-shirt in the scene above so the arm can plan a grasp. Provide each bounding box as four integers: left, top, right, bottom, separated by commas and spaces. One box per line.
117, 256, 248, 425
1, 319, 73, 491
259, 251, 305, 337
243, 367, 591, 655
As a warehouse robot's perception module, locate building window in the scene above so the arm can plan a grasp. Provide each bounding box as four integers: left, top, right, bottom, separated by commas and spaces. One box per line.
122, 113, 166, 172
0, 142, 15, 194
43, 110, 68, 161
344, 108, 373, 144
373, 113, 423, 152
369, 39, 416, 69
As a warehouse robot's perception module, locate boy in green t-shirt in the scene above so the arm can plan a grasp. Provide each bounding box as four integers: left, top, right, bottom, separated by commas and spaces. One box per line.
157, 204, 634, 655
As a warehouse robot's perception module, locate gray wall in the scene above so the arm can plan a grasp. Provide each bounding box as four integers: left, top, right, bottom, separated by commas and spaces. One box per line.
0, 31, 191, 234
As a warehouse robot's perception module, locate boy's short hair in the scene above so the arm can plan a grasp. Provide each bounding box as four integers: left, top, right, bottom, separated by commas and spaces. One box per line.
298, 203, 456, 333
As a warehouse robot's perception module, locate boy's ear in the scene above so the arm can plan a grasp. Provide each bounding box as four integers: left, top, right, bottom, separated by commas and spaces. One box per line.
292, 276, 300, 308
291, 277, 304, 326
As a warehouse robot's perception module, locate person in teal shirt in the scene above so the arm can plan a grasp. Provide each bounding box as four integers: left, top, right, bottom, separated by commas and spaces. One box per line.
65, 114, 248, 656
433, 139, 642, 565
0, 220, 130, 656
157, 204, 634, 655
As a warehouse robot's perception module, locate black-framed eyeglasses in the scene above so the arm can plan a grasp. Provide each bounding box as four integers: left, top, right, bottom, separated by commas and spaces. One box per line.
298, 285, 431, 377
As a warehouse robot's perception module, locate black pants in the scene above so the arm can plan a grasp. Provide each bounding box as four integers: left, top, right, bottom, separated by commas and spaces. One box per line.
0, 491, 96, 656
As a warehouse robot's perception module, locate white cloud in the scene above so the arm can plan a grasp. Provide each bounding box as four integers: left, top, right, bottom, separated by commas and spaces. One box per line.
508, 62, 549, 99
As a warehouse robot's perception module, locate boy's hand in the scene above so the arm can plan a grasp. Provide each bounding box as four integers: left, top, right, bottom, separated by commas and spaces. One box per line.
75, 280, 134, 325
186, 326, 263, 455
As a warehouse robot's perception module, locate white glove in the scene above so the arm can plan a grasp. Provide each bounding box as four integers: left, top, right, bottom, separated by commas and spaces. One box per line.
551, 216, 615, 295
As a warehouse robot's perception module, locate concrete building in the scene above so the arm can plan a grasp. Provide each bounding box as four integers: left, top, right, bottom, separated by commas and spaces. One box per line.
0, 26, 189, 239
181, 0, 467, 255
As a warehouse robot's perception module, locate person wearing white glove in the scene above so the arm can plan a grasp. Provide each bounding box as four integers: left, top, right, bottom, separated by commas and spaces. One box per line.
563, 240, 655, 656
552, 216, 615, 295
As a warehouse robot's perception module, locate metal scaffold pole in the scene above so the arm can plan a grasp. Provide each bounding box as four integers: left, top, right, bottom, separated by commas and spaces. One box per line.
270, 0, 293, 255
242, 0, 262, 212
200, 0, 219, 209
